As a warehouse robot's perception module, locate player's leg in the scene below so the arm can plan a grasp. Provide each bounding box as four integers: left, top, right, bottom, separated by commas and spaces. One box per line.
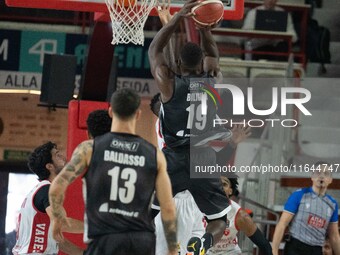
151, 147, 190, 221
188, 178, 229, 255
154, 148, 192, 254
155, 190, 203, 255
163, 147, 191, 195
187, 147, 230, 255
179, 190, 205, 255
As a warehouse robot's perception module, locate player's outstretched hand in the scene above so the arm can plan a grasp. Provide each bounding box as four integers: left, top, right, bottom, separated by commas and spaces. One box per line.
230, 124, 252, 147
179, 0, 200, 17
156, 0, 173, 25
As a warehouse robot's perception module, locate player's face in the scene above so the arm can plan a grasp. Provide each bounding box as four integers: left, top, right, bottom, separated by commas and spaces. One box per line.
221, 177, 233, 197
50, 148, 66, 174
311, 165, 332, 189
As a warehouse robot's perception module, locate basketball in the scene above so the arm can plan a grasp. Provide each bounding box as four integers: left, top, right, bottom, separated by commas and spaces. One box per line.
116, 0, 136, 7
191, 0, 224, 27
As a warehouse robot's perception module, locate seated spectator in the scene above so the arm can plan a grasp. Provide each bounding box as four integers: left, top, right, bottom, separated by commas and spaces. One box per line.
242, 0, 297, 61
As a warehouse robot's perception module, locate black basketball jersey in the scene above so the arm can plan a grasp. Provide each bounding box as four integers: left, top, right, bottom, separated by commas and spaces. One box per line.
83, 132, 157, 239
159, 73, 219, 148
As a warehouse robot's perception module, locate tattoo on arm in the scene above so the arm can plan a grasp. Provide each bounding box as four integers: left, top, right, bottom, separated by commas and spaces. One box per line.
49, 141, 92, 219
49, 193, 65, 219
162, 219, 177, 252
62, 141, 92, 184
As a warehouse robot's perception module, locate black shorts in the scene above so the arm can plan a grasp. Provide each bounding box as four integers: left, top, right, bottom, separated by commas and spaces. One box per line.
163, 146, 191, 195
159, 146, 229, 220
85, 231, 155, 255
284, 237, 322, 255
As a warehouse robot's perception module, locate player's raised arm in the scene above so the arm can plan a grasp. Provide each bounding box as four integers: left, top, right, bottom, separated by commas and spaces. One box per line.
199, 26, 222, 80
149, 0, 199, 101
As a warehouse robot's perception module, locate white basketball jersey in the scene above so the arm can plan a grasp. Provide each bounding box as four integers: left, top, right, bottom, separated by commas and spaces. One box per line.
13, 180, 58, 255
208, 200, 242, 255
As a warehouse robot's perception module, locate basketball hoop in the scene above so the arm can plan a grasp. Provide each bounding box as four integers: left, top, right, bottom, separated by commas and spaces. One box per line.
105, 0, 156, 45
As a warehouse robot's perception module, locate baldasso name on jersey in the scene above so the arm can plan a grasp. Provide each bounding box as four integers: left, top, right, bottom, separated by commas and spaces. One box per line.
104, 150, 145, 167
110, 139, 139, 152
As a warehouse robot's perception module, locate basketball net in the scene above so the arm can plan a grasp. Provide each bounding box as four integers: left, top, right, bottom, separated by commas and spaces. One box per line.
105, 0, 156, 45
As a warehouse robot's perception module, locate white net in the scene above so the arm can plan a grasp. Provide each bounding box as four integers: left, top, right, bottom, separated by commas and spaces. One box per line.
105, 0, 156, 45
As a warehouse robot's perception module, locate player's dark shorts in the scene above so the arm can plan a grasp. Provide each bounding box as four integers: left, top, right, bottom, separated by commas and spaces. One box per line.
157, 146, 230, 220
85, 231, 155, 255
284, 236, 322, 255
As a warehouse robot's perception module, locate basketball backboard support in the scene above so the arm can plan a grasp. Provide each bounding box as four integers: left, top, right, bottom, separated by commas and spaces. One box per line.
5, 0, 244, 20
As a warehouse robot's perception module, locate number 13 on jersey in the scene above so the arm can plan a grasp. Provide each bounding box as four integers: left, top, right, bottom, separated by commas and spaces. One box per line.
108, 166, 137, 204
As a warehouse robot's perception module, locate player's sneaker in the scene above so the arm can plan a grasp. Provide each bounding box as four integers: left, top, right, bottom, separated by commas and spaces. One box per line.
186, 237, 206, 255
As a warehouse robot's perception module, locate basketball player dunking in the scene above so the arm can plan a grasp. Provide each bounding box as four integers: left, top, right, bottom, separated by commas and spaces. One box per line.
149, 1, 232, 254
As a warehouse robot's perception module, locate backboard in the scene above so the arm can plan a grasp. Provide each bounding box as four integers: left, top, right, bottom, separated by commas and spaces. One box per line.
5, 0, 244, 20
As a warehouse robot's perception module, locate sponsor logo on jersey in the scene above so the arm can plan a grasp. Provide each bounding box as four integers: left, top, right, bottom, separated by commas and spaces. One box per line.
308, 214, 326, 228
189, 81, 204, 90
110, 139, 139, 152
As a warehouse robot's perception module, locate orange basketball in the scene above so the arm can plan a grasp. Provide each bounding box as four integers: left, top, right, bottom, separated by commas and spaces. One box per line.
116, 0, 136, 8
191, 0, 224, 27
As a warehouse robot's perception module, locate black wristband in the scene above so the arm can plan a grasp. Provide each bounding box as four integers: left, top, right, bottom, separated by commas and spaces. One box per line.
248, 228, 273, 255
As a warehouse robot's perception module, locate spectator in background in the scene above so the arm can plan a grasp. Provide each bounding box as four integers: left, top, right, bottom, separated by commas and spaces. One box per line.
272, 162, 340, 255
242, 0, 297, 61
305, 0, 322, 17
